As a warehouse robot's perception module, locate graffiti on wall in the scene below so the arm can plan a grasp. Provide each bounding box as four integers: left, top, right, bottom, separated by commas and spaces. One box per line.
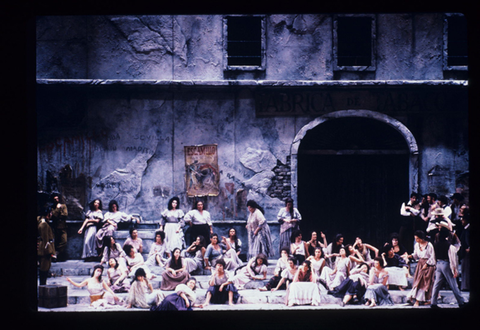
185, 144, 220, 197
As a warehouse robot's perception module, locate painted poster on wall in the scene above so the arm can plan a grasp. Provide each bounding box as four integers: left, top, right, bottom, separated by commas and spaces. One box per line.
185, 144, 220, 197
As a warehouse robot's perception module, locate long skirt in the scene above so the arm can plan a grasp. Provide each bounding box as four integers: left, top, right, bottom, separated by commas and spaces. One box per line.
385, 267, 408, 287
329, 278, 366, 301
164, 222, 185, 252
248, 225, 274, 259
96, 224, 116, 249
160, 269, 190, 291
265, 275, 286, 290
279, 228, 295, 253
153, 293, 193, 311
285, 282, 321, 306
407, 258, 435, 302
206, 284, 240, 304
320, 266, 347, 290
364, 284, 394, 306
81, 225, 98, 259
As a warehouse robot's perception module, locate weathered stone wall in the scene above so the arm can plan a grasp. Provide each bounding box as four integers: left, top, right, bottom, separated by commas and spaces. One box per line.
36, 14, 453, 81
36, 14, 469, 259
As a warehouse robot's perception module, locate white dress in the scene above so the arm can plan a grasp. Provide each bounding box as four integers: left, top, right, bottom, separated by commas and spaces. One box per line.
161, 209, 185, 252
319, 256, 349, 290
81, 209, 103, 259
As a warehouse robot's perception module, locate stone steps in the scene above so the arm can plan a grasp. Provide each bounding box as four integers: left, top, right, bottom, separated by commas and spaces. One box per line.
41, 260, 438, 307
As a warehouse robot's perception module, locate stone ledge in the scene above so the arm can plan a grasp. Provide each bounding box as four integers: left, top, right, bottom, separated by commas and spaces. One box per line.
36, 79, 468, 88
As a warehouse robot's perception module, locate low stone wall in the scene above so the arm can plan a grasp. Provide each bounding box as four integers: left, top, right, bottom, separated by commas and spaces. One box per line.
64, 220, 282, 260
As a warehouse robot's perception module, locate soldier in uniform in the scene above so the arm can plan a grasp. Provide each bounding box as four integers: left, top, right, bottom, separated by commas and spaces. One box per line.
51, 193, 68, 261
38, 207, 55, 285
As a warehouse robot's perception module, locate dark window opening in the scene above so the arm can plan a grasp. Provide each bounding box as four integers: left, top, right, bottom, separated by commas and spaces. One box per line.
447, 16, 468, 67
226, 16, 262, 66
337, 17, 372, 67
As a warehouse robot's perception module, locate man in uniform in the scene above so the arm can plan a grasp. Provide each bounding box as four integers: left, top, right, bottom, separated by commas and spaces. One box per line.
51, 193, 68, 261
38, 207, 55, 285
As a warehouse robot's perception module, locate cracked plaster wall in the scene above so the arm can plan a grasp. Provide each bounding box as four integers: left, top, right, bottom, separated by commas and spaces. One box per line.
36, 14, 469, 223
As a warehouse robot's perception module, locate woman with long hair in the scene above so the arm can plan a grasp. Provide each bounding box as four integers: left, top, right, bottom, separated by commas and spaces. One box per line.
246, 200, 274, 259
67, 264, 121, 307
277, 198, 302, 254
182, 235, 207, 275
259, 248, 290, 291
160, 196, 186, 251
107, 257, 130, 293
96, 200, 139, 252
160, 247, 190, 291
285, 260, 321, 307
100, 236, 127, 271
324, 233, 344, 269
231, 253, 269, 290
78, 199, 103, 261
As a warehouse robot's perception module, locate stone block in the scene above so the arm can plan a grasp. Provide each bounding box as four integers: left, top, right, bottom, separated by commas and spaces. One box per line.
38, 285, 68, 308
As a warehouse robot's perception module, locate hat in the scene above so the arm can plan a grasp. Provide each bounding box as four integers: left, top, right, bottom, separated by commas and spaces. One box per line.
435, 220, 450, 229
450, 193, 464, 201
432, 208, 445, 216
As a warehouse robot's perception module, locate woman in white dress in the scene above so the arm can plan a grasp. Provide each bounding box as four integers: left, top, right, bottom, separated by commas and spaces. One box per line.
160, 197, 185, 252
100, 236, 127, 271
96, 200, 140, 251
231, 253, 268, 290
259, 248, 290, 291
246, 200, 274, 259
306, 247, 326, 281
285, 260, 321, 307
78, 199, 103, 261
320, 246, 350, 290
182, 235, 207, 275
145, 230, 169, 268
277, 198, 302, 254
124, 244, 154, 279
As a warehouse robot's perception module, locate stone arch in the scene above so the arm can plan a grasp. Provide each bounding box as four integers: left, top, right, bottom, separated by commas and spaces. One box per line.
290, 110, 419, 203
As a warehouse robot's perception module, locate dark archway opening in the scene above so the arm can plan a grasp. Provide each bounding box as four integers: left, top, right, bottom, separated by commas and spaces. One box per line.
297, 117, 410, 250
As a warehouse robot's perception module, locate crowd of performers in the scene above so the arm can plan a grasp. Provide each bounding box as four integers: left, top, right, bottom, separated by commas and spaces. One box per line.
37, 192, 470, 310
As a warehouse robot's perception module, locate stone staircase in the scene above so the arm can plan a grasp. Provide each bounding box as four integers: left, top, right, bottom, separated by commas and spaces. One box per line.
40, 222, 470, 311
40, 258, 469, 311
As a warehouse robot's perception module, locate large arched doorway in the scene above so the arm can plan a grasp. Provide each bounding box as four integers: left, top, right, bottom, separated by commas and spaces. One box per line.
291, 110, 418, 249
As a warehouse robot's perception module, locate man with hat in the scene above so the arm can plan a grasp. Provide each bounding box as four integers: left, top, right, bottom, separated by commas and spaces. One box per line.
430, 220, 466, 308
426, 208, 453, 243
